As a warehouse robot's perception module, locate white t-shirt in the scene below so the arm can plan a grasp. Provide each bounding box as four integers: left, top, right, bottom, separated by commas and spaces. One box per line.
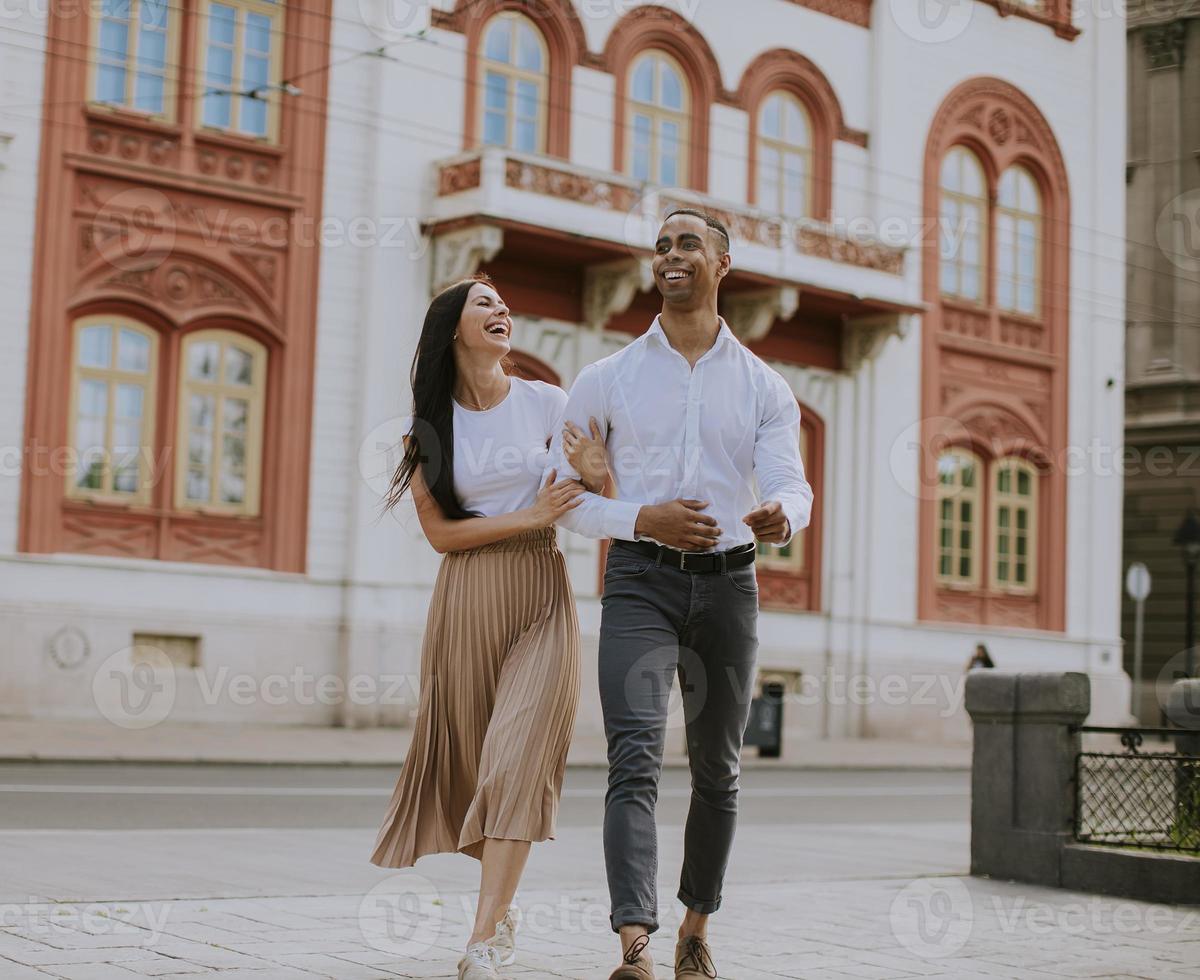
452, 377, 568, 517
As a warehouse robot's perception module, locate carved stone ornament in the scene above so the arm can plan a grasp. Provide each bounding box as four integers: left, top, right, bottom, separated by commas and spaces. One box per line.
1144, 20, 1187, 70
47, 626, 90, 670
431, 224, 503, 292
723, 286, 800, 343
842, 313, 909, 372
582, 257, 654, 331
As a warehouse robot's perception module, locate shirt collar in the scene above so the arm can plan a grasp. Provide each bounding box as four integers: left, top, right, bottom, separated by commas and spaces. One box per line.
646, 315, 737, 354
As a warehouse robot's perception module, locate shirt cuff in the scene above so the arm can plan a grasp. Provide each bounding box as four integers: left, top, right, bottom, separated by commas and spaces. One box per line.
601, 499, 641, 543
771, 499, 807, 548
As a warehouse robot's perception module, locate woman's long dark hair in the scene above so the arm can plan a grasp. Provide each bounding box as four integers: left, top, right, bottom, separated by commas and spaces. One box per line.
381, 274, 493, 520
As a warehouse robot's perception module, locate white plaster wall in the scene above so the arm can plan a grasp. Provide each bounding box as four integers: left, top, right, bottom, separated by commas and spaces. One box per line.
0, 8, 47, 556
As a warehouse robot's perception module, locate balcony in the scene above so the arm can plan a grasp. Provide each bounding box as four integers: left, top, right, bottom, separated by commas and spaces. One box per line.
426, 149, 921, 371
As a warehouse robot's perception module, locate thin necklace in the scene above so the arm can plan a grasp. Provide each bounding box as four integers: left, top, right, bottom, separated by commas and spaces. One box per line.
457, 376, 510, 411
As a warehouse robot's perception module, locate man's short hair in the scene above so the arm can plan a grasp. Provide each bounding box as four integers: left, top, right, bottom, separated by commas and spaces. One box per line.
663, 208, 731, 254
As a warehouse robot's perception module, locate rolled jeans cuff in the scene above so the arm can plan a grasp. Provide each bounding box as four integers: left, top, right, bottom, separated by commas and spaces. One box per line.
610, 904, 659, 935
677, 886, 722, 916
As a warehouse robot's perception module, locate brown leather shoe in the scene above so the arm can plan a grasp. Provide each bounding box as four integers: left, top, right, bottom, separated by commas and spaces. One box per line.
608, 934, 656, 979
674, 935, 717, 978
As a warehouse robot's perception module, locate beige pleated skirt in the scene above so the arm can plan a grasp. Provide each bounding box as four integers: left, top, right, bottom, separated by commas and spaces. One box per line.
370, 527, 581, 867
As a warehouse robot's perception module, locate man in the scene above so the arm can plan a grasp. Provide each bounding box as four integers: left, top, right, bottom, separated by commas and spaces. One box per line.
547, 209, 813, 979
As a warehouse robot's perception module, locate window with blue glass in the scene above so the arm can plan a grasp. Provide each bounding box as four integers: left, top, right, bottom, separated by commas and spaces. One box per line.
92, 0, 175, 118
199, 0, 281, 139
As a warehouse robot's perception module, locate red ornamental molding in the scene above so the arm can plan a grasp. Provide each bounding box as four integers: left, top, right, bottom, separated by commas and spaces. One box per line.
917, 76, 1070, 632
435, 0, 588, 159
975, 0, 1080, 40
506, 158, 640, 211
439, 158, 483, 195
782, 0, 873, 28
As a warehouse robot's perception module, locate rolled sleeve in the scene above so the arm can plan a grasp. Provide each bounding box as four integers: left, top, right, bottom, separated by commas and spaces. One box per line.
754, 373, 814, 548
544, 364, 642, 541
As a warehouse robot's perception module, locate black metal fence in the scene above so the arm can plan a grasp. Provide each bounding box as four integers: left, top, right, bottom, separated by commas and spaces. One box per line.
1073, 727, 1200, 854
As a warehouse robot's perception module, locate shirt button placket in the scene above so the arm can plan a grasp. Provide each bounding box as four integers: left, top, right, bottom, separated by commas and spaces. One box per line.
682, 364, 703, 500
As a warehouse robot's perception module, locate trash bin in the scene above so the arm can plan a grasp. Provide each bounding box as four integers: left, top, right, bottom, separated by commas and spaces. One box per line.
743, 681, 786, 758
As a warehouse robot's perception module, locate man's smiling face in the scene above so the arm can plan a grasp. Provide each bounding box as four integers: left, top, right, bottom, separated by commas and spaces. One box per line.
652, 212, 730, 307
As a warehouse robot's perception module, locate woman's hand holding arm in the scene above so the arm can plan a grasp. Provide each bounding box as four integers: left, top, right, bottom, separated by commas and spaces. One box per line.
562, 417, 611, 496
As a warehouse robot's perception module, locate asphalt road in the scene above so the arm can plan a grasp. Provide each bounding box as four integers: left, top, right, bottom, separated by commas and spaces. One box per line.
0, 763, 969, 830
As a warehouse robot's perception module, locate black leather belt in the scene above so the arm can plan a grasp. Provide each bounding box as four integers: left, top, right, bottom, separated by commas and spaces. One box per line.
611, 539, 756, 574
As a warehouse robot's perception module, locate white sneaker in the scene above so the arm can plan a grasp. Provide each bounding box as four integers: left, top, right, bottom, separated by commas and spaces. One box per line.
457, 941, 501, 979
487, 904, 521, 967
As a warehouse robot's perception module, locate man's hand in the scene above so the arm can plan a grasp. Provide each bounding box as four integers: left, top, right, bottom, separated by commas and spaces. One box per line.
743, 500, 790, 545
634, 499, 722, 551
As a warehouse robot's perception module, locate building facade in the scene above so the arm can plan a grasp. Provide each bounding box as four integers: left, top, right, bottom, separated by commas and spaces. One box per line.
1, 0, 1130, 741
1123, 5, 1200, 722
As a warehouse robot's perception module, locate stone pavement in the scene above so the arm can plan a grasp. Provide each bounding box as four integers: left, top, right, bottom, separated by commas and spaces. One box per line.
1, 820, 1196, 979
0, 718, 970, 771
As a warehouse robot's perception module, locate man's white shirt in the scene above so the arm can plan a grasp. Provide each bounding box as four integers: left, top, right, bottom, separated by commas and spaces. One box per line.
546, 315, 813, 550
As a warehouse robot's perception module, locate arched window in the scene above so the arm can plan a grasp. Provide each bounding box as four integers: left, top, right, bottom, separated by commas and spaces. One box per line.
936, 449, 981, 587
992, 457, 1038, 592
756, 91, 813, 218
197, 0, 283, 139
480, 12, 548, 153
626, 51, 689, 186
92, 0, 178, 118
175, 329, 267, 515
939, 147, 987, 302
68, 315, 159, 505
996, 166, 1041, 316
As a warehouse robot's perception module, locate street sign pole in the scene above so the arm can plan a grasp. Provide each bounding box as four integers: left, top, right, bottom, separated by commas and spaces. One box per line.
1125, 562, 1152, 722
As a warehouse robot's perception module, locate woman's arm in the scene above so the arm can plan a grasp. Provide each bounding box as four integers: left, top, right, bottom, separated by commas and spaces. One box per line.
411, 465, 584, 554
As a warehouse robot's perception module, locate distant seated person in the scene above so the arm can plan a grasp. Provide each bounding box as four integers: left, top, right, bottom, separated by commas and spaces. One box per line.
965, 643, 995, 672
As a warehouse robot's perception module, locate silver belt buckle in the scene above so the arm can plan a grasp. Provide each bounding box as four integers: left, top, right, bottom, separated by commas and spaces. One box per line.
679, 550, 698, 572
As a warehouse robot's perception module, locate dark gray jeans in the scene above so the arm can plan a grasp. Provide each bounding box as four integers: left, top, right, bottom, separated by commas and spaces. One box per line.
598, 541, 760, 934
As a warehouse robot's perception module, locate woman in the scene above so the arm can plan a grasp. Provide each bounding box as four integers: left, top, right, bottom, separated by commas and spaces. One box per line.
372, 275, 596, 980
